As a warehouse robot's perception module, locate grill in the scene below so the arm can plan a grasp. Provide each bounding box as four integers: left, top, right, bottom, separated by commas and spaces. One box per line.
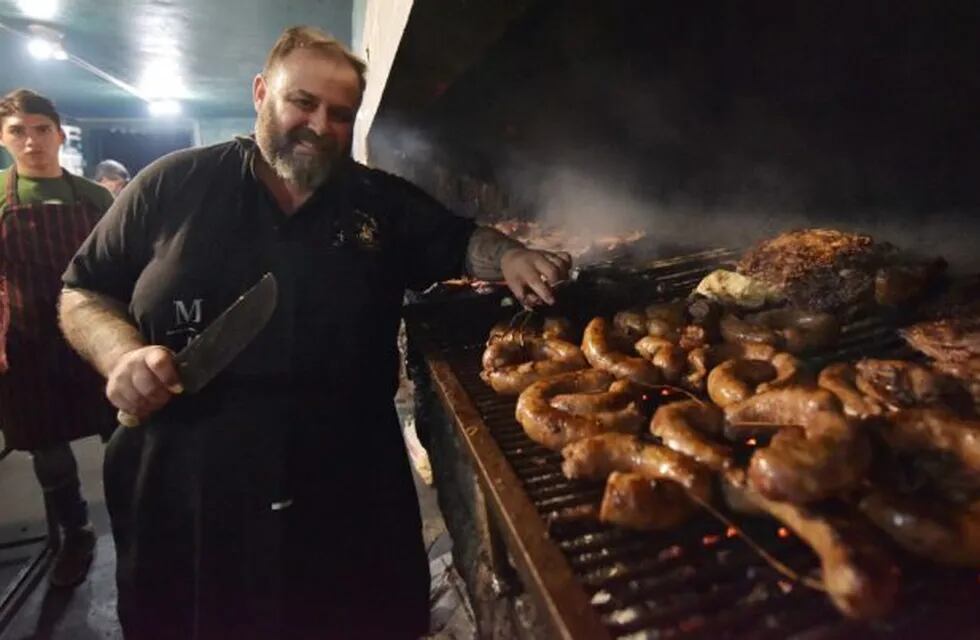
405, 250, 979, 640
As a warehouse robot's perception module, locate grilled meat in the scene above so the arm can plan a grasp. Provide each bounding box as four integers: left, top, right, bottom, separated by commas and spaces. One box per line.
818, 362, 884, 419
853, 359, 966, 411
877, 407, 980, 479
736, 228, 942, 314
650, 399, 731, 472
723, 471, 900, 620
560, 432, 713, 502
599, 471, 695, 531
859, 490, 980, 568
737, 229, 882, 312
748, 410, 872, 504
516, 369, 644, 450
901, 316, 980, 364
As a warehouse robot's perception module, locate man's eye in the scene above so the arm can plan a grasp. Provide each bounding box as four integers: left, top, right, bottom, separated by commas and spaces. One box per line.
329, 108, 354, 123
292, 98, 316, 110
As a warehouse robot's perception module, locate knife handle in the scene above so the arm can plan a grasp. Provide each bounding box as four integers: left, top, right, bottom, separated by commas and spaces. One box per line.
117, 410, 141, 428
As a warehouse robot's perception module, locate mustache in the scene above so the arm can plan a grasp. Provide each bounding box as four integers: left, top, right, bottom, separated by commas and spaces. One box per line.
286, 127, 333, 152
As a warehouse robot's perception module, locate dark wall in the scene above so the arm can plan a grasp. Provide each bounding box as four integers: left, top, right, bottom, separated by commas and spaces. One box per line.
372, 0, 980, 269
83, 127, 195, 179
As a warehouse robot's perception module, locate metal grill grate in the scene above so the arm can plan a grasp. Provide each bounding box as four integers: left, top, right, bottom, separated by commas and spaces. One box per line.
410, 251, 979, 639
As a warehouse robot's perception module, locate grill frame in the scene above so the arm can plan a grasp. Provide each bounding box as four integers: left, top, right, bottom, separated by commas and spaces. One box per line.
405, 251, 978, 640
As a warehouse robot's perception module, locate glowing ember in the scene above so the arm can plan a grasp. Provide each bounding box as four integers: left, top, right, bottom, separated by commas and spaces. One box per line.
746, 438, 758, 446
702, 534, 721, 546
777, 527, 790, 539
725, 526, 738, 538
660, 389, 671, 396
658, 545, 684, 560
777, 580, 794, 594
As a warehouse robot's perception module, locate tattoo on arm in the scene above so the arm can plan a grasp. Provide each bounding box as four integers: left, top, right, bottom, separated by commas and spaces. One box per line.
58, 288, 145, 378
465, 227, 525, 280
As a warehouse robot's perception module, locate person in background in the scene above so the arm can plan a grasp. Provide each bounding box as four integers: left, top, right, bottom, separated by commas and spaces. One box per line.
93, 159, 131, 197
58, 25, 569, 640
0, 89, 114, 587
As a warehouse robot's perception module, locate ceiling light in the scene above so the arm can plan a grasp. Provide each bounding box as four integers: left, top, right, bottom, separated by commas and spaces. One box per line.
27, 37, 55, 60
26, 24, 67, 61
148, 100, 182, 117
17, 0, 58, 21
139, 59, 188, 100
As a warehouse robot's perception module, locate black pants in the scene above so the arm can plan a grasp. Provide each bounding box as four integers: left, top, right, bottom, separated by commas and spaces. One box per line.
106, 399, 430, 640
31, 442, 88, 532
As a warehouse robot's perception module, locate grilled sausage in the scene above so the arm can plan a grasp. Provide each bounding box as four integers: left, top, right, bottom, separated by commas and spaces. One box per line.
707, 358, 779, 408
561, 432, 712, 502
634, 335, 687, 383
599, 471, 696, 531
724, 387, 842, 439
818, 362, 884, 419
481, 336, 587, 395
582, 317, 662, 387
748, 410, 872, 503
725, 388, 869, 502
723, 472, 900, 620
650, 399, 731, 471
516, 369, 645, 450
721, 309, 839, 354
550, 379, 637, 414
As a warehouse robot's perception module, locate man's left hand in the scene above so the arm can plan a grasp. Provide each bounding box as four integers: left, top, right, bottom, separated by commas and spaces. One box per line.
500, 248, 572, 307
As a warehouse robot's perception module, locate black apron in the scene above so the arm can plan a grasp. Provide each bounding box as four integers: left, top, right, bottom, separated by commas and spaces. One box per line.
104, 163, 429, 640
0, 167, 112, 450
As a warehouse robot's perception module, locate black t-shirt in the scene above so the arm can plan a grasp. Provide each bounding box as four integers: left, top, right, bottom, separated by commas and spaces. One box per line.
63, 137, 475, 397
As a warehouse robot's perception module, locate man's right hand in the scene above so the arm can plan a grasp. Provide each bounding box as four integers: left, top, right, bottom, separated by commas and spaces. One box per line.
106, 346, 183, 421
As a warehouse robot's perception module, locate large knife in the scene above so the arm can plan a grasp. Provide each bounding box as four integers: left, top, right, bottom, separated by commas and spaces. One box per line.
118, 272, 279, 427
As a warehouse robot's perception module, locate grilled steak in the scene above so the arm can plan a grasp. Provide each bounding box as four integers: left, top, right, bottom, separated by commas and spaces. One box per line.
737, 229, 884, 312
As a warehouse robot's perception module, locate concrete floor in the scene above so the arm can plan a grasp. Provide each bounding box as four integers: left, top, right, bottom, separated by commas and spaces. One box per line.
0, 400, 476, 639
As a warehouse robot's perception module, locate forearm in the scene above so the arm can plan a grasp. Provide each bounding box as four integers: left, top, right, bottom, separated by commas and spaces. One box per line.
58, 287, 145, 378
465, 226, 525, 280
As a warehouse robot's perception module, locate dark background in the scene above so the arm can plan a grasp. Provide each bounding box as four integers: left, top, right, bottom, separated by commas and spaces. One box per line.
371, 0, 980, 268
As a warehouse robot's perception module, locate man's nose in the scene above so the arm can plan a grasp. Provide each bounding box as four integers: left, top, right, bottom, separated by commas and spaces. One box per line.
306, 106, 330, 136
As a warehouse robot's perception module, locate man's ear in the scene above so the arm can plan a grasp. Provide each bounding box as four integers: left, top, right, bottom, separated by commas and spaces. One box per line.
253, 73, 267, 113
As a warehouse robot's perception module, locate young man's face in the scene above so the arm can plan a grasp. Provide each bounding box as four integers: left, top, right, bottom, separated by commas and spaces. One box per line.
253, 48, 361, 191
0, 112, 65, 176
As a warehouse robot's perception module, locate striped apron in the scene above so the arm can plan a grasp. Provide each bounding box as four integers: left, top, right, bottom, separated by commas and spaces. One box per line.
0, 167, 113, 450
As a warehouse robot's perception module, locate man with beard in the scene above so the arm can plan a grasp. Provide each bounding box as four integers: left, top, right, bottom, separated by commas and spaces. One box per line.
57, 26, 569, 640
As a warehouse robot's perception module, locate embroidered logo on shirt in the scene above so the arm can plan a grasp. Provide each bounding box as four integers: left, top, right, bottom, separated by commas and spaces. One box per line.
167, 298, 204, 348
352, 209, 379, 248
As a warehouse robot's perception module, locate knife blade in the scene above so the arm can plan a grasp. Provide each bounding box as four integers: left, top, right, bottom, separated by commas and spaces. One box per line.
118, 272, 279, 427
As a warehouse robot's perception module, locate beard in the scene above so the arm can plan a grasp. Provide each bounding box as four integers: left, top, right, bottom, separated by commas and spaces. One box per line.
255, 101, 342, 191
